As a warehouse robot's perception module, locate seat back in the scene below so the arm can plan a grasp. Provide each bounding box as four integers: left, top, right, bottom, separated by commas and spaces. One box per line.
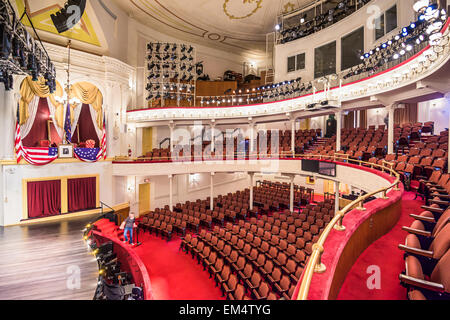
251, 272, 262, 287
227, 274, 238, 291
430, 250, 450, 292
233, 284, 246, 300
280, 275, 291, 290
430, 224, 450, 259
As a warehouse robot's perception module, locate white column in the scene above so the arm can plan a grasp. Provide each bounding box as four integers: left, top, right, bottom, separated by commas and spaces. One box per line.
290, 175, 295, 213
249, 172, 254, 210
336, 111, 342, 152
169, 174, 173, 211
335, 181, 340, 215
0, 90, 17, 160
291, 119, 296, 156
387, 105, 395, 154
169, 121, 175, 153
210, 172, 215, 209
249, 119, 255, 157
211, 123, 215, 152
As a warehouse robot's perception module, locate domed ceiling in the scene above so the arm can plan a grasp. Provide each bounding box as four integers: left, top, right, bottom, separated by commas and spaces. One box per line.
113, 0, 314, 57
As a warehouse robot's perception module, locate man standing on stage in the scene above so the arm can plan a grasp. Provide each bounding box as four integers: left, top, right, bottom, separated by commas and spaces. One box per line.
120, 212, 137, 245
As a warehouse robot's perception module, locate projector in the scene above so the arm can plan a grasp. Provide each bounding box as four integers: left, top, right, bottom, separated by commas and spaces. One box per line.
306, 103, 320, 110
320, 99, 340, 109
51, 0, 86, 34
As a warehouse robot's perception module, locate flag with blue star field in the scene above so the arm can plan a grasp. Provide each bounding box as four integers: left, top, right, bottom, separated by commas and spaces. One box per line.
64, 102, 72, 143
74, 111, 107, 162
74, 148, 101, 162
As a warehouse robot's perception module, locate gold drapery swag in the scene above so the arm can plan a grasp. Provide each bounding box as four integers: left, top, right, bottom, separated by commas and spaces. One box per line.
69, 81, 104, 129
19, 76, 64, 127
19, 77, 103, 129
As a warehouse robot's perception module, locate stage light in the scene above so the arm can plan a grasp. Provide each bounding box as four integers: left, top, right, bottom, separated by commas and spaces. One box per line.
413, 0, 429, 13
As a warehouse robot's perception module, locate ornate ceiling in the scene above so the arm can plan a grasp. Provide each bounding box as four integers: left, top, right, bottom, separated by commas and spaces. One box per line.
12, 0, 107, 53
113, 0, 313, 57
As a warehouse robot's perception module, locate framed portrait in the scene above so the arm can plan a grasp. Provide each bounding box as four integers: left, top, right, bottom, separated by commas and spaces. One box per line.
58, 144, 74, 158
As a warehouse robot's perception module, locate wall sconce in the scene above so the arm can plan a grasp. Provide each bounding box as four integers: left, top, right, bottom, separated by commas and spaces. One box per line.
127, 184, 135, 193
189, 173, 200, 186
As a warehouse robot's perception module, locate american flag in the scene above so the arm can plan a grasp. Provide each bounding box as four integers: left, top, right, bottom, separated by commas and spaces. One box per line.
74, 112, 107, 162
100, 112, 107, 160
15, 103, 58, 165
20, 147, 58, 166
14, 103, 23, 163
74, 148, 101, 162
64, 102, 72, 143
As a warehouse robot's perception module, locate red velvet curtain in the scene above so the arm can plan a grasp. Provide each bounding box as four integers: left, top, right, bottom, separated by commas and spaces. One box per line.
68, 177, 97, 213
72, 104, 100, 147
22, 98, 62, 147
27, 180, 61, 218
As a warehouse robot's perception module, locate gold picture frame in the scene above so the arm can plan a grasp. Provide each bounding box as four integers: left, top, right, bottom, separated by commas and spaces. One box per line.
47, 120, 53, 142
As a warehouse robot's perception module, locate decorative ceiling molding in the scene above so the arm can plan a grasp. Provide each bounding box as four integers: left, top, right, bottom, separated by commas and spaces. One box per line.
223, 0, 263, 20
113, 0, 303, 55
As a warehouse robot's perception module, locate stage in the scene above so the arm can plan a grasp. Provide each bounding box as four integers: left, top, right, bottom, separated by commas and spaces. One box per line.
0, 215, 99, 300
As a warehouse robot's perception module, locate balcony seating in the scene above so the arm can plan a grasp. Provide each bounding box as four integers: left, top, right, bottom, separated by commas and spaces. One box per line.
399, 202, 450, 300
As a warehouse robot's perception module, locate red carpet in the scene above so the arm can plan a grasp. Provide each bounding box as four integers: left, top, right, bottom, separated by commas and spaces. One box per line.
93, 220, 223, 300
337, 191, 422, 300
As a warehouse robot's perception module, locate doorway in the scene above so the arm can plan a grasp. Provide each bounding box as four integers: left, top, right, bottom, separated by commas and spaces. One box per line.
139, 183, 151, 215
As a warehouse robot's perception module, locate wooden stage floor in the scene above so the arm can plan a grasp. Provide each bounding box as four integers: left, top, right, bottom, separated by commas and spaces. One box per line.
0, 216, 99, 300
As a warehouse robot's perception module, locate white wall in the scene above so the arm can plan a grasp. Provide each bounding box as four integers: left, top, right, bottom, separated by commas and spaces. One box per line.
367, 107, 388, 128
274, 0, 416, 83
1, 161, 116, 226
418, 97, 450, 134
0, 85, 18, 160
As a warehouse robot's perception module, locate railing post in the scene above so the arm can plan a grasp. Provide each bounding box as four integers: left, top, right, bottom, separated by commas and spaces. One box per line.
381, 189, 389, 199
333, 213, 346, 231
312, 243, 326, 273
357, 200, 366, 211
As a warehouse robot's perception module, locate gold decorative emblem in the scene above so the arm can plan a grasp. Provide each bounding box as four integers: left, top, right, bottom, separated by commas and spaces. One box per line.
283, 2, 296, 14
223, 0, 263, 20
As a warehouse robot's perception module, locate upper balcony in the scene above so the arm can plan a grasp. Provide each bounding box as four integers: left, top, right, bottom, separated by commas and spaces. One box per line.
127, 16, 450, 126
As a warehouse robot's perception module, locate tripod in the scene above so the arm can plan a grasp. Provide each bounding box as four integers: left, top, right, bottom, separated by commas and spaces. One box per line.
134, 227, 142, 247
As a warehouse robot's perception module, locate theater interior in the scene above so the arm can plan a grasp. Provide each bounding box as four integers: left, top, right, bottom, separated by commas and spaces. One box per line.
0, 0, 449, 303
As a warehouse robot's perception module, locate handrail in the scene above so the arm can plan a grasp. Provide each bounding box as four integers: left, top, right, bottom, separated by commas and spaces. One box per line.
159, 137, 170, 149
295, 154, 401, 300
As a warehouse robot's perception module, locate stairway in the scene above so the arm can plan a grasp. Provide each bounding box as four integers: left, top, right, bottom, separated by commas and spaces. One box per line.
303, 137, 332, 154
